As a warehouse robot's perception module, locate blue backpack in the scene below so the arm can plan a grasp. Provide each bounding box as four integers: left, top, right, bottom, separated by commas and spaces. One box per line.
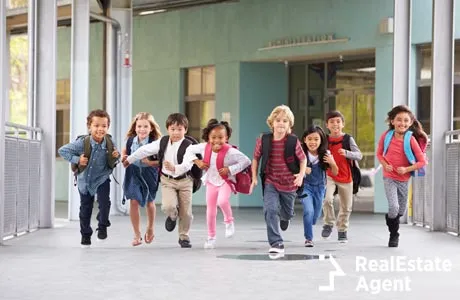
383, 129, 425, 177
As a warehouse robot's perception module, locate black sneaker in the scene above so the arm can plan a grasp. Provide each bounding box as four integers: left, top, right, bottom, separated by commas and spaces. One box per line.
338, 231, 348, 243
97, 227, 107, 241
81, 236, 91, 248
321, 225, 333, 239
280, 220, 290, 231
178, 239, 192, 248
165, 217, 177, 232
269, 242, 285, 253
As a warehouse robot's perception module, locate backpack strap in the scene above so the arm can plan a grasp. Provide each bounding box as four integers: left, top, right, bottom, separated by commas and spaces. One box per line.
215, 144, 231, 179
260, 133, 272, 179
177, 138, 192, 164
341, 133, 351, 151
157, 135, 169, 165
105, 134, 118, 170
285, 134, 300, 174
203, 143, 213, 165
126, 137, 134, 156
383, 130, 394, 156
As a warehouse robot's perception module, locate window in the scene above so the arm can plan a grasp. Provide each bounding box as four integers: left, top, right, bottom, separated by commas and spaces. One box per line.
416, 45, 460, 134
184, 66, 216, 141
56, 79, 70, 156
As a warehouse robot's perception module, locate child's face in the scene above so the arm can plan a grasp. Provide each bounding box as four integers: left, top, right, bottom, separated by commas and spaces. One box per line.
272, 113, 291, 136
167, 123, 187, 142
209, 127, 227, 152
304, 132, 321, 153
326, 117, 344, 136
391, 112, 413, 134
88, 116, 109, 143
135, 119, 152, 141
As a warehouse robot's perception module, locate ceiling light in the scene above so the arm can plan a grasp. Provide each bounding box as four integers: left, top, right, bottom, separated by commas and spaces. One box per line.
139, 9, 166, 16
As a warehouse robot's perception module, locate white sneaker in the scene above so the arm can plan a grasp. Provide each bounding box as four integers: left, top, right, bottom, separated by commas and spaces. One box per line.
203, 238, 216, 249
225, 222, 235, 238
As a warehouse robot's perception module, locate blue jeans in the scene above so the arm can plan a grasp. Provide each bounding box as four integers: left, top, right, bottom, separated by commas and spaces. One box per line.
263, 183, 296, 246
301, 184, 325, 240
79, 179, 111, 237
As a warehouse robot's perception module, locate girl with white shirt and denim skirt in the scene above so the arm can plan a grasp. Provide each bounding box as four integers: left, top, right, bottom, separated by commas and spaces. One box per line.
178, 119, 251, 249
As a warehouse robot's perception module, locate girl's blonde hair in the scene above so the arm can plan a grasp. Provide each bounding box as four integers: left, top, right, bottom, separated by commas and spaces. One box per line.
126, 112, 162, 141
266, 105, 294, 133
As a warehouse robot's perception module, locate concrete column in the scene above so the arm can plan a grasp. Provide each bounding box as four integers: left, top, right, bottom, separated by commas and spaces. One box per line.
0, 0, 7, 242
35, 0, 57, 228
68, 0, 90, 221
27, 0, 36, 127
430, 0, 454, 231
392, 0, 411, 106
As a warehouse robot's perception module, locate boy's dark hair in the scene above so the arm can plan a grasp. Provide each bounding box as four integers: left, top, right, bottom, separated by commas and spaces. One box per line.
166, 113, 189, 130
202, 118, 232, 142
87, 109, 111, 127
301, 125, 329, 170
326, 110, 345, 122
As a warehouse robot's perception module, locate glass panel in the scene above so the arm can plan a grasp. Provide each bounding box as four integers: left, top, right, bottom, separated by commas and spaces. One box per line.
187, 68, 202, 96
202, 66, 216, 94
308, 64, 325, 129
355, 90, 375, 168
417, 86, 431, 135
9, 34, 29, 125
185, 100, 215, 141
56, 109, 70, 156
330, 90, 354, 135
289, 65, 307, 137
8, 0, 28, 9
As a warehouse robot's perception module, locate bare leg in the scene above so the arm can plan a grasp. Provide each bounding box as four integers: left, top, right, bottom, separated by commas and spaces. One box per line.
145, 201, 156, 243
130, 200, 142, 246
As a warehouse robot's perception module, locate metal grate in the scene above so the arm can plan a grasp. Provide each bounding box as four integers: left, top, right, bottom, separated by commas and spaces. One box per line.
4, 138, 18, 236
16, 140, 30, 233
446, 144, 460, 234
28, 141, 41, 230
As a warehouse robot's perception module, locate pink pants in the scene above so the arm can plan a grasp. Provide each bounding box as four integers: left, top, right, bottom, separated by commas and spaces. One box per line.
206, 181, 234, 238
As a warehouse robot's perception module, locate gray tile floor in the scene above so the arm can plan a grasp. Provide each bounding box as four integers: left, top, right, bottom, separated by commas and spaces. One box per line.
1, 206, 460, 300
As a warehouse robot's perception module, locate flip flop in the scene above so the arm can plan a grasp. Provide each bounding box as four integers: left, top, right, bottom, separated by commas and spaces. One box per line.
144, 229, 155, 244
132, 235, 142, 247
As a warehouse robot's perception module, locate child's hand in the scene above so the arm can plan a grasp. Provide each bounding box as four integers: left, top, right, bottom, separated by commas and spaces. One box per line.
305, 167, 312, 175
163, 161, 176, 172
79, 154, 88, 166
121, 155, 128, 163
112, 150, 120, 158
194, 159, 209, 170
218, 167, 230, 176
323, 153, 335, 165
397, 167, 408, 174
249, 178, 258, 194
123, 159, 130, 168
384, 164, 394, 172
293, 173, 303, 187
338, 149, 347, 156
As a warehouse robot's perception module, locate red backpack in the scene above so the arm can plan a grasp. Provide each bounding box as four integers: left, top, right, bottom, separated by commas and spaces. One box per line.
203, 143, 252, 194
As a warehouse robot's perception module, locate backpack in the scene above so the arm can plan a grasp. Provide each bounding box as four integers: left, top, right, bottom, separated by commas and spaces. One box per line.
157, 135, 203, 193
259, 133, 305, 198
203, 143, 252, 194
70, 134, 118, 185
126, 136, 158, 160
383, 129, 426, 177
330, 134, 362, 195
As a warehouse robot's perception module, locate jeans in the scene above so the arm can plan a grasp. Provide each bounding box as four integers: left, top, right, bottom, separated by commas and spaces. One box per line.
301, 184, 326, 240
79, 179, 111, 237
263, 183, 296, 246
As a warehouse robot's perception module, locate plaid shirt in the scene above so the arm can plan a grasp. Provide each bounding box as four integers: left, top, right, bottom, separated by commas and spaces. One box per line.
58, 136, 115, 196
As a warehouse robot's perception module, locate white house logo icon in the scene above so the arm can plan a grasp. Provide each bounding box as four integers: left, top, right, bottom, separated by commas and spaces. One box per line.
318, 254, 346, 291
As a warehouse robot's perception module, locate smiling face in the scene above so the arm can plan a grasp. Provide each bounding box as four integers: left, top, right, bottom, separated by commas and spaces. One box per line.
391, 112, 413, 135
304, 132, 321, 153
167, 122, 187, 142
272, 112, 291, 136
135, 119, 152, 141
88, 116, 109, 143
209, 126, 227, 152
326, 117, 344, 137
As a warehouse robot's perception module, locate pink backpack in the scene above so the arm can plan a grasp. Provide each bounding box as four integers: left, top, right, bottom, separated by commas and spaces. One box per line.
203, 143, 252, 194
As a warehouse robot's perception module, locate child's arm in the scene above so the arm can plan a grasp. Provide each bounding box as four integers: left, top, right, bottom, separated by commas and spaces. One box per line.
58, 138, 84, 165
249, 138, 262, 193
376, 133, 393, 172
126, 139, 160, 165
225, 148, 251, 176
323, 153, 339, 176
169, 143, 204, 174
294, 140, 307, 187
344, 136, 363, 161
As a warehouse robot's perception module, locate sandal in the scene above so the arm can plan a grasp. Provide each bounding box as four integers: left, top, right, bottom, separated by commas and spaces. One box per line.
144, 228, 155, 244
132, 235, 142, 247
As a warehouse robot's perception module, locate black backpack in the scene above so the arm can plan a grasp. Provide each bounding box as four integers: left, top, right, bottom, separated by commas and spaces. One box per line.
157, 135, 203, 193
329, 134, 361, 195
259, 133, 306, 198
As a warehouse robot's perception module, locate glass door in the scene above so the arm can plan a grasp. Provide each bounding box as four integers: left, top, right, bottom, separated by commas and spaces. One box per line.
327, 88, 375, 169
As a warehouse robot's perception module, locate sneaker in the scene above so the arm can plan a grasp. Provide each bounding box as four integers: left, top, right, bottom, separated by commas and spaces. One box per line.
338, 231, 348, 243
225, 222, 235, 238
269, 242, 285, 254
81, 236, 91, 248
268, 253, 285, 260
321, 225, 333, 239
165, 216, 177, 232
96, 227, 107, 241
203, 238, 216, 249
178, 239, 192, 248
304, 240, 314, 247
280, 220, 290, 231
